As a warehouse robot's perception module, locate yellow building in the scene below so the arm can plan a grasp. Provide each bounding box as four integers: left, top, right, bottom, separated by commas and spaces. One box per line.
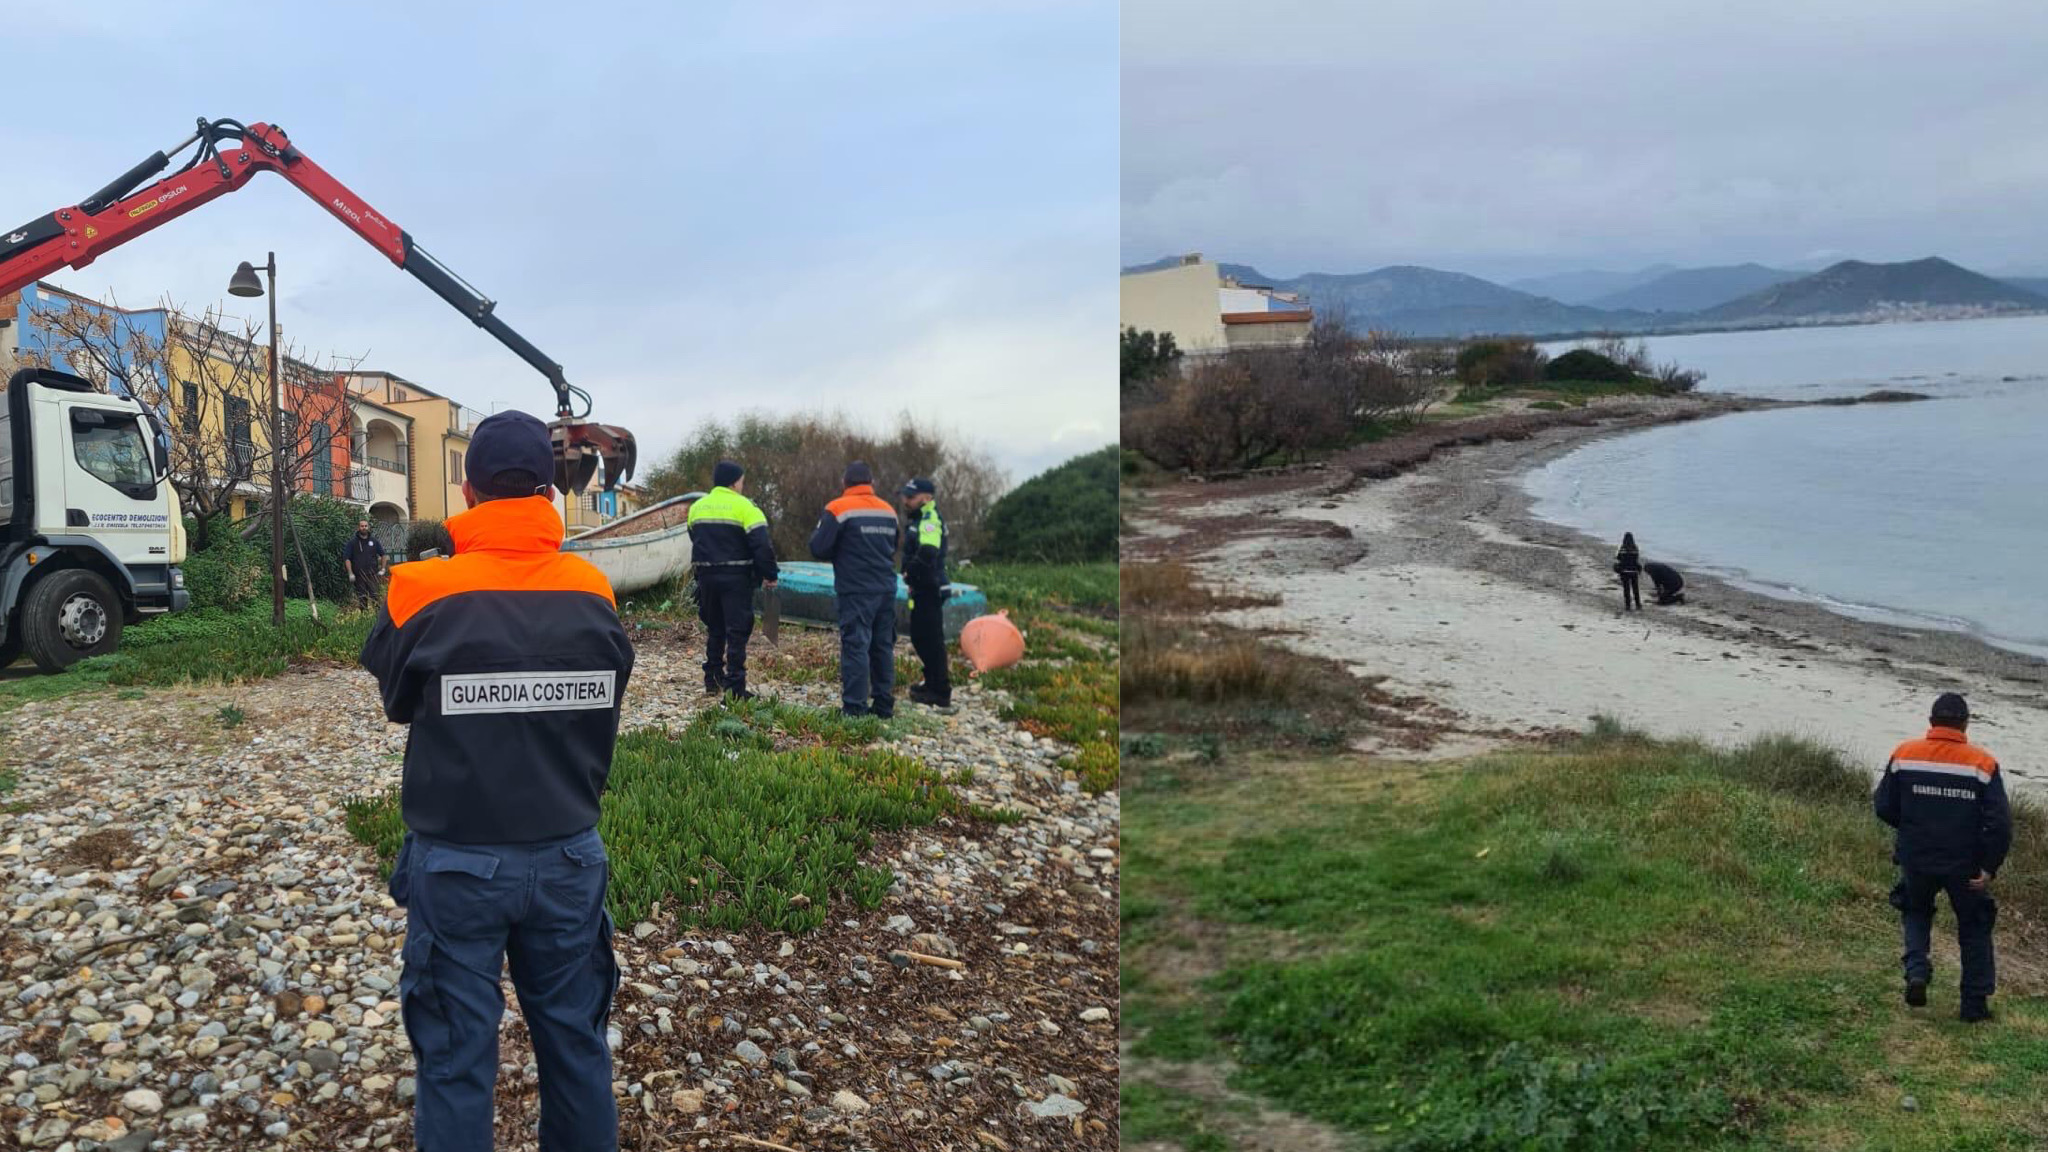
1121, 253, 1313, 355
345, 371, 482, 522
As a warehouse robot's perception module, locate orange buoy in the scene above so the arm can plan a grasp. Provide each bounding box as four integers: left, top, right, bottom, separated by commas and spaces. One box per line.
958, 611, 1025, 674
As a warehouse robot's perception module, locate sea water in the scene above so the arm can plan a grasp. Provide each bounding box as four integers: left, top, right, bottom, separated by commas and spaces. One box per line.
1526, 314, 2048, 656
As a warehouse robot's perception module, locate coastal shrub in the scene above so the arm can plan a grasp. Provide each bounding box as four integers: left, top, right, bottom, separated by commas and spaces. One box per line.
1455, 338, 1547, 391
276, 495, 360, 603
982, 445, 1118, 563
180, 529, 267, 612
1122, 326, 1183, 398
1124, 322, 1436, 473
639, 412, 1007, 560
1654, 361, 1705, 392
1123, 352, 1347, 472
1544, 348, 1637, 385
405, 518, 455, 561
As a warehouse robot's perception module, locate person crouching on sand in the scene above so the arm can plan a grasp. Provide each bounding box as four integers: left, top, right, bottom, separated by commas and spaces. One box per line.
1612, 532, 1642, 611
1644, 560, 1685, 606
1874, 693, 2011, 1022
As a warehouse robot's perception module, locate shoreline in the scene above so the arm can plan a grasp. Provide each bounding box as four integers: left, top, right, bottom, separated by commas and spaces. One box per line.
1135, 397, 2048, 790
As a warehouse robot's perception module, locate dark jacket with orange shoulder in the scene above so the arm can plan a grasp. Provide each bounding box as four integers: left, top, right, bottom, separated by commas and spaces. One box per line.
1873, 726, 2012, 877
360, 496, 635, 845
807, 484, 901, 597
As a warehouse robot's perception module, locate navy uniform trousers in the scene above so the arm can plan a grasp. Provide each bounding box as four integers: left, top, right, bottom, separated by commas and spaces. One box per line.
837, 591, 897, 714
392, 828, 620, 1152
1896, 870, 1997, 998
695, 571, 757, 689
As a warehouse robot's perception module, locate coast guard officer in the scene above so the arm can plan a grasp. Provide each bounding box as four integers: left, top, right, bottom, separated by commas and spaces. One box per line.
1874, 692, 2011, 1022
361, 410, 636, 1151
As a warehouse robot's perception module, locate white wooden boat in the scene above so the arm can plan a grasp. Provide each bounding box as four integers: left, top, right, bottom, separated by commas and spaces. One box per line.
560, 492, 699, 594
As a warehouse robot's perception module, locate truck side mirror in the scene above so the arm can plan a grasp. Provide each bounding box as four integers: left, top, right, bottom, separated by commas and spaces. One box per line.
141, 408, 172, 479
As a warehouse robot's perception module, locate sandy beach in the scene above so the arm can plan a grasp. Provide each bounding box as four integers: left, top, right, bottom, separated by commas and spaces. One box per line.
1134, 399, 2048, 792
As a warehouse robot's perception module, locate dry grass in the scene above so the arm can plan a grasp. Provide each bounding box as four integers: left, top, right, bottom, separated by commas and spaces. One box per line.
1122, 620, 1311, 703
1121, 560, 1278, 614
52, 827, 140, 871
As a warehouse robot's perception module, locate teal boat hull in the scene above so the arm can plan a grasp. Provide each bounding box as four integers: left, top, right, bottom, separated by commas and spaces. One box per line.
750, 561, 987, 640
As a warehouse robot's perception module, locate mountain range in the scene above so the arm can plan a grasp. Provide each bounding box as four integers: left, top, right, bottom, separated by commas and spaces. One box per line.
1125, 255, 2048, 337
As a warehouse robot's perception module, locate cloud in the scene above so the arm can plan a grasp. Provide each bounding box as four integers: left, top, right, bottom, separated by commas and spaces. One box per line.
1123, 0, 2048, 278
21, 0, 1114, 484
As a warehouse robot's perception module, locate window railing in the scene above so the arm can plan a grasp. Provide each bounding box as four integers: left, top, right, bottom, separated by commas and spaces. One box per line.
348, 468, 372, 502
366, 453, 407, 474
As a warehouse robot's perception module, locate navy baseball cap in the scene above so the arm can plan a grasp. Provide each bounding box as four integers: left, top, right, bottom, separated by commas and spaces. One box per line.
900, 476, 936, 497
1931, 693, 1970, 723
466, 410, 556, 498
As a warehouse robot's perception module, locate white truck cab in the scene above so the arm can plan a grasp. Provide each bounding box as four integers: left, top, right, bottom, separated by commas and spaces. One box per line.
1, 367, 189, 671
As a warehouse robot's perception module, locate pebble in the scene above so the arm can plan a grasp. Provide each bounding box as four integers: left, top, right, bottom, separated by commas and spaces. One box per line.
122, 1086, 165, 1115
1024, 1093, 1086, 1119
0, 629, 1119, 1148
1079, 1006, 1111, 1022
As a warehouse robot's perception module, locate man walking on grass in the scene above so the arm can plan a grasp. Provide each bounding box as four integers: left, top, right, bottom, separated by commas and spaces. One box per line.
361, 411, 635, 1151
809, 461, 901, 718
1874, 692, 2011, 1022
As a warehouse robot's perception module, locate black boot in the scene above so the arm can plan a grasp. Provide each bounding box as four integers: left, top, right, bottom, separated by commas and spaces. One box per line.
1904, 980, 1927, 1008
725, 684, 760, 702
871, 695, 895, 720
704, 670, 724, 695
1961, 997, 1993, 1023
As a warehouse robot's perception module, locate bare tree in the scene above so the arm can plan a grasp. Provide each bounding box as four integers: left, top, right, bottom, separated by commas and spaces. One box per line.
643, 411, 1009, 559
19, 290, 363, 550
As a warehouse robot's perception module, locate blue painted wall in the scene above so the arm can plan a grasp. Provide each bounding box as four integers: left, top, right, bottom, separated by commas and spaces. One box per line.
10, 284, 171, 403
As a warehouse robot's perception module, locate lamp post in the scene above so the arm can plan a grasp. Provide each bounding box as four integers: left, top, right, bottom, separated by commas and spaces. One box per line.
228, 253, 285, 628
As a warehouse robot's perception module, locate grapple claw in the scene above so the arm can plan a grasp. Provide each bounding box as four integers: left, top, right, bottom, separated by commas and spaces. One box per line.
549, 418, 638, 494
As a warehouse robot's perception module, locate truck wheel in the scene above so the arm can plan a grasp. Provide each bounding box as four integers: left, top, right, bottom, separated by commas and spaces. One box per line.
22, 568, 125, 673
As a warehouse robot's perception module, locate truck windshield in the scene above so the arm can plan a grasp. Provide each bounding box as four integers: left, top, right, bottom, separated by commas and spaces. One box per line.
70, 408, 156, 498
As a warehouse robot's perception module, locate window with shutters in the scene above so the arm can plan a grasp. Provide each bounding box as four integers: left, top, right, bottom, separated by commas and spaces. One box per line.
226, 396, 253, 479
179, 383, 199, 435
450, 449, 464, 481
311, 421, 332, 489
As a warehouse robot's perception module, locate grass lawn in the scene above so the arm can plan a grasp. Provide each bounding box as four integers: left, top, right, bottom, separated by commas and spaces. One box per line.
346, 560, 1114, 932
1123, 724, 2048, 1151
967, 562, 1120, 792
345, 697, 1015, 932
0, 598, 372, 710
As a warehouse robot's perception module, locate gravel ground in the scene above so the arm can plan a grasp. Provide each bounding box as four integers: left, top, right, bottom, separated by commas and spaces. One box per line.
0, 621, 1118, 1151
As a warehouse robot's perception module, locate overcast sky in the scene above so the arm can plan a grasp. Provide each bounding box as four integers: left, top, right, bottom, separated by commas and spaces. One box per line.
16, 0, 1114, 483
1123, 0, 2048, 282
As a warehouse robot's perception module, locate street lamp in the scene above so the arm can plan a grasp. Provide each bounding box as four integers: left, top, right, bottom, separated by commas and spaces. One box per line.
229, 253, 286, 628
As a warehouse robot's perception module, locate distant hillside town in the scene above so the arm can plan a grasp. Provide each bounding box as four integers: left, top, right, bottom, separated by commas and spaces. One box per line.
1121, 253, 2048, 341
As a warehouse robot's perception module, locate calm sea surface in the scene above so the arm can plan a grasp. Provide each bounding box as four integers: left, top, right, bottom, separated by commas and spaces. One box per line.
1527, 315, 2048, 656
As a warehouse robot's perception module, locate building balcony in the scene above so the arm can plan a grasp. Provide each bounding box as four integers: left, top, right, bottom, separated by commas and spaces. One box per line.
366, 453, 407, 474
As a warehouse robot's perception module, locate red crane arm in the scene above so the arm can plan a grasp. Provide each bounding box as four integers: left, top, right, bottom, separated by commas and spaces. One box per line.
0, 118, 634, 491
0, 121, 404, 303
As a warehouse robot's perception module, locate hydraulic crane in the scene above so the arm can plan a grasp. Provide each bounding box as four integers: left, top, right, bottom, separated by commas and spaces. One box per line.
0, 117, 634, 494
